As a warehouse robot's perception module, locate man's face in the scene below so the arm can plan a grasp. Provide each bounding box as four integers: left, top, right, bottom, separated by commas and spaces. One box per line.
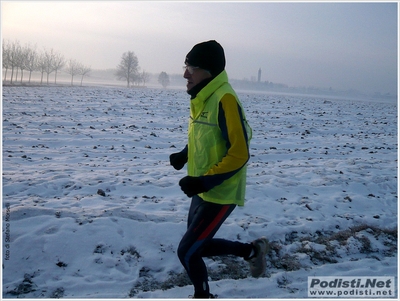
183, 65, 212, 91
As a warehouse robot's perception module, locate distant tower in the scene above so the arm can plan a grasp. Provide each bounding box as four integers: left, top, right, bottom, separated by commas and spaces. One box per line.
258, 68, 261, 82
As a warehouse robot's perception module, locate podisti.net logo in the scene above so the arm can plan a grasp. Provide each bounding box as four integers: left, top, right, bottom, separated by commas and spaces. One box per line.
308, 276, 395, 298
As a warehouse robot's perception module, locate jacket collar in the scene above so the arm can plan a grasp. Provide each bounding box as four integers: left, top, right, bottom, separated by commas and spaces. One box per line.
188, 77, 213, 99
190, 70, 228, 103
190, 71, 229, 121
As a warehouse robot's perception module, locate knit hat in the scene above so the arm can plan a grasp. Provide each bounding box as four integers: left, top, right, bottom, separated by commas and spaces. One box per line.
185, 40, 225, 76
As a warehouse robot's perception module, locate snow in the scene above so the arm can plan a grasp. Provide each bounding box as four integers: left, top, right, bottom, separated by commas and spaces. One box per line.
2, 85, 397, 299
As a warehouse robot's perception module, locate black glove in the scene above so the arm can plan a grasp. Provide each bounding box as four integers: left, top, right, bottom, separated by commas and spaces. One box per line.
179, 176, 208, 197
170, 151, 188, 170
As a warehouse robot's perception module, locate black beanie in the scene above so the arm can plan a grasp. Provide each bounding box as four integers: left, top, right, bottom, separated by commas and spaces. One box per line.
185, 40, 225, 76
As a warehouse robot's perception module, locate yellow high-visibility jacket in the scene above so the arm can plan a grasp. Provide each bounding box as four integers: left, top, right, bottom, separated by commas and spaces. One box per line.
187, 70, 252, 206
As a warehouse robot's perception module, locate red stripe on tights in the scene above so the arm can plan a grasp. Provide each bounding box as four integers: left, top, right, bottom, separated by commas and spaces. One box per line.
197, 205, 229, 241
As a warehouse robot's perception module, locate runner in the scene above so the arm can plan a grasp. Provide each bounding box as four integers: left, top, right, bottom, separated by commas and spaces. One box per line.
170, 40, 269, 299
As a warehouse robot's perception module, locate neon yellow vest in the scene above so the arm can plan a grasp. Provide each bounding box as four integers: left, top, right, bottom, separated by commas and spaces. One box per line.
187, 71, 252, 206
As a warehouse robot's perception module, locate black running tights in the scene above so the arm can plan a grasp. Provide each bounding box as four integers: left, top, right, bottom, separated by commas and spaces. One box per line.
177, 196, 253, 298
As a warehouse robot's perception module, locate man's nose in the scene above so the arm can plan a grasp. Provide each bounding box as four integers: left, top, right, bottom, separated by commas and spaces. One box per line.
183, 69, 191, 78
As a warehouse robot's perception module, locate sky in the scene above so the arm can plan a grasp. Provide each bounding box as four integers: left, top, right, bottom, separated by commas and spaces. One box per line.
1, 1, 398, 94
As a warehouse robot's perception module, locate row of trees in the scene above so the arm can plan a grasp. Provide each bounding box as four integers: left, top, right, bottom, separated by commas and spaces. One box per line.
115, 51, 148, 87
3, 39, 172, 88
115, 51, 173, 88
2, 39, 91, 86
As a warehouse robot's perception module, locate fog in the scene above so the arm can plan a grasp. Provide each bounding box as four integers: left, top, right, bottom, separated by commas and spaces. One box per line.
2, 1, 398, 95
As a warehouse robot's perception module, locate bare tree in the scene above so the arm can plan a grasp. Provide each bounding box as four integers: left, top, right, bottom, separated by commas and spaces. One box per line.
8, 40, 22, 84
37, 51, 47, 84
43, 48, 57, 85
52, 52, 65, 84
12, 43, 24, 83
115, 51, 139, 87
140, 70, 151, 87
2, 40, 11, 82
24, 44, 38, 83
78, 65, 91, 86
65, 59, 81, 86
19, 44, 34, 83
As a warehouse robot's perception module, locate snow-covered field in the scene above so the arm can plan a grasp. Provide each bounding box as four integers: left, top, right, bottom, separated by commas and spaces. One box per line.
2, 85, 397, 299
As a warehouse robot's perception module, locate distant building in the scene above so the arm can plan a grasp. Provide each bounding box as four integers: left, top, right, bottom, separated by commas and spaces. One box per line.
258, 68, 261, 82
